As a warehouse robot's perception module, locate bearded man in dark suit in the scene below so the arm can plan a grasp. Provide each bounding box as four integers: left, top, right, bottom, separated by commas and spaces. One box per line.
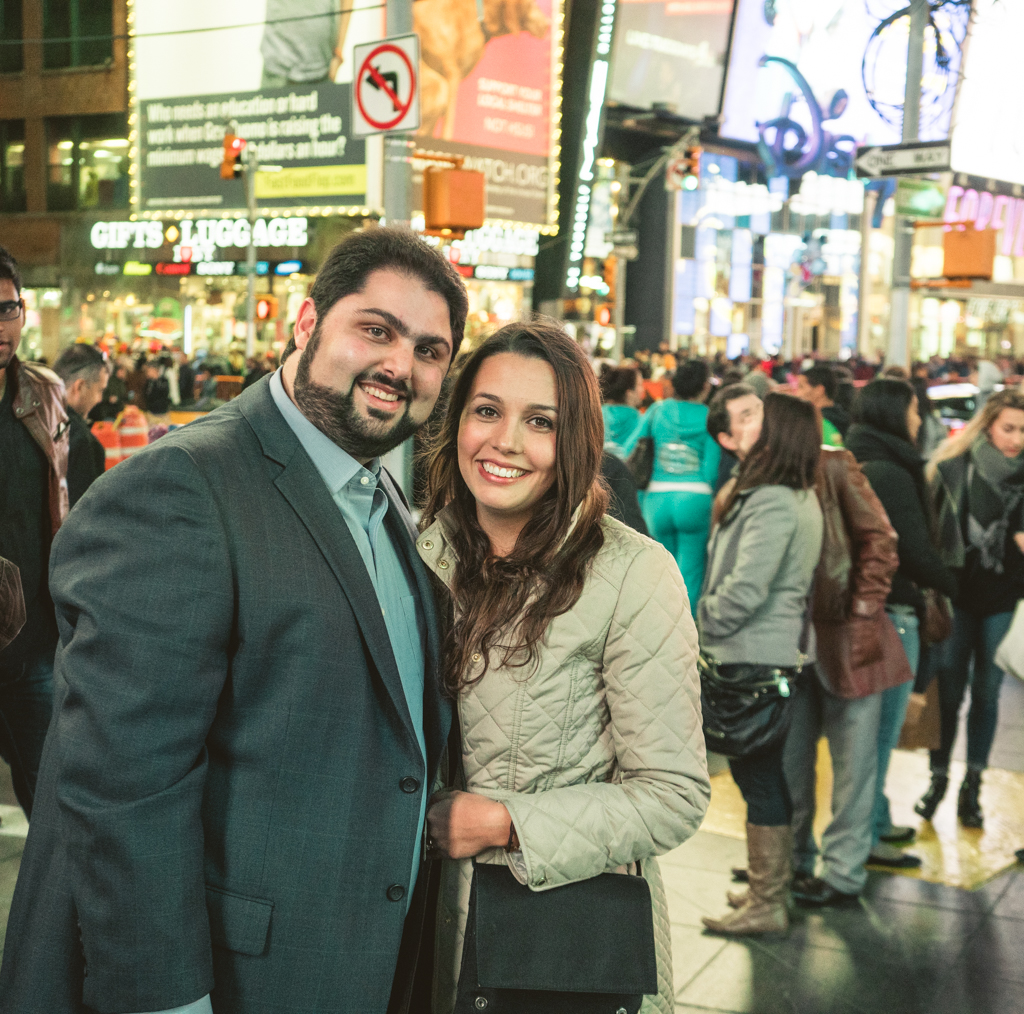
0, 228, 467, 1014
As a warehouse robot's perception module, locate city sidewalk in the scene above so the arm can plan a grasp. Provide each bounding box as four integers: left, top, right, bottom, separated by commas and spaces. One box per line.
1, 675, 1022, 1009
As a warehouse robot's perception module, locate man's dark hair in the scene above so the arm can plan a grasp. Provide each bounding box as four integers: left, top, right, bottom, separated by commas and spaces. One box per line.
852, 377, 916, 443
672, 359, 710, 399
283, 228, 468, 360
53, 343, 107, 386
0, 244, 21, 295
803, 364, 837, 401
707, 383, 756, 443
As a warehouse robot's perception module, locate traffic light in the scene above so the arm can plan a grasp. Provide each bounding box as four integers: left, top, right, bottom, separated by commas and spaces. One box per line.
221, 133, 246, 180
255, 295, 279, 321
666, 145, 703, 192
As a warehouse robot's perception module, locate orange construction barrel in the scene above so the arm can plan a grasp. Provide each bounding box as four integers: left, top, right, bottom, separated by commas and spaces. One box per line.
117, 406, 149, 459
91, 421, 123, 470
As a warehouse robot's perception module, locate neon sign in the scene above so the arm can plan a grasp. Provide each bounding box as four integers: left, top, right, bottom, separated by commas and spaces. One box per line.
944, 186, 1024, 256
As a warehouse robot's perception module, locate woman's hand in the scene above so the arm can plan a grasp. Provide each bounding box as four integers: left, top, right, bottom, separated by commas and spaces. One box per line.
426, 789, 512, 860
1014, 532, 1024, 555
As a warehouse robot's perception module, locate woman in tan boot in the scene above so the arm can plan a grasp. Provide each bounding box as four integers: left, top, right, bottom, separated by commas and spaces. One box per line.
697, 393, 824, 936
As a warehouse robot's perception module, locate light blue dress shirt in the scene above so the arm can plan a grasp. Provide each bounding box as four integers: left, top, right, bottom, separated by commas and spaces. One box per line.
139, 374, 428, 1014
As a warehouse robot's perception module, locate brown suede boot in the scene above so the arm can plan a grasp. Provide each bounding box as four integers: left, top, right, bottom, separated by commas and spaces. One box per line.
703, 824, 791, 936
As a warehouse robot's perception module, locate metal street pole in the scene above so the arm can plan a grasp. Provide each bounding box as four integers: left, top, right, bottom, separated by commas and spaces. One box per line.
383, 0, 413, 227
888, 0, 928, 369
244, 146, 258, 358
611, 162, 630, 360
858, 187, 877, 357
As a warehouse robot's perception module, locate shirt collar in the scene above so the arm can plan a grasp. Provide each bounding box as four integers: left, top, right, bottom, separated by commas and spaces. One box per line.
269, 369, 378, 495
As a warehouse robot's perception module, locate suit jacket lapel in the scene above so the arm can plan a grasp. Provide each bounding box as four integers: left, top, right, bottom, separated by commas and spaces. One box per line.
378, 468, 451, 777
238, 381, 418, 749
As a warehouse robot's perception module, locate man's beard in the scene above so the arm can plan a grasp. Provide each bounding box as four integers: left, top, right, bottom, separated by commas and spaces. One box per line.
292, 325, 420, 460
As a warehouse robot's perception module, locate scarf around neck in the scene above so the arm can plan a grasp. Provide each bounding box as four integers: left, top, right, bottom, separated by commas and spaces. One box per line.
967, 435, 1024, 572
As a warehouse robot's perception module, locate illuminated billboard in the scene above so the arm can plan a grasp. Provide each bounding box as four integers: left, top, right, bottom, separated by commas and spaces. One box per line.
132, 0, 386, 215
608, 0, 734, 120
720, 0, 968, 177
411, 0, 562, 228
950, 0, 1024, 187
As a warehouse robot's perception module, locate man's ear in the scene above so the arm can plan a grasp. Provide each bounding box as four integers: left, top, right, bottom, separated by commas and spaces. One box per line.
717, 431, 738, 454
292, 297, 318, 352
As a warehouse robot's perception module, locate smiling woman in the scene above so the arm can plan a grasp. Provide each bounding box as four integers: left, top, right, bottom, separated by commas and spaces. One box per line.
416, 318, 709, 1014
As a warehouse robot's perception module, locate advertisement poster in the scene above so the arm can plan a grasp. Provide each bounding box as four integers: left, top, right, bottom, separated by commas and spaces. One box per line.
721, 0, 968, 177
950, 0, 1024, 187
411, 0, 560, 227
608, 0, 734, 120
134, 0, 385, 212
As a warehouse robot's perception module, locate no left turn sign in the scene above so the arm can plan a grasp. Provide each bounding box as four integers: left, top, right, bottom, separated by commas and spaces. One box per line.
352, 34, 420, 137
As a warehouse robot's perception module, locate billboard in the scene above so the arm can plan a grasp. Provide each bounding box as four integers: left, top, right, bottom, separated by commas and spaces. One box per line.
133, 0, 386, 213
608, 0, 734, 120
720, 0, 968, 177
949, 0, 1024, 188
410, 0, 561, 228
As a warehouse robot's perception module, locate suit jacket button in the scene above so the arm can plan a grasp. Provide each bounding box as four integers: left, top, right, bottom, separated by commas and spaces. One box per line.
400, 776, 420, 793
387, 884, 406, 902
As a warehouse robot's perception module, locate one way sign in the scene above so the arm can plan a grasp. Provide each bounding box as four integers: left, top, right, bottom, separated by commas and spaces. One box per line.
855, 141, 951, 178
352, 34, 420, 137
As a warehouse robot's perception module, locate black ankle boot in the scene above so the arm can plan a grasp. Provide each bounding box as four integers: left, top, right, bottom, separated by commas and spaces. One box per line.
915, 772, 949, 820
958, 771, 983, 828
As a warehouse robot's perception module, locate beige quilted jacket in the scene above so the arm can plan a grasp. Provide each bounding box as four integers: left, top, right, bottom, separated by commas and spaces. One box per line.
417, 509, 710, 1014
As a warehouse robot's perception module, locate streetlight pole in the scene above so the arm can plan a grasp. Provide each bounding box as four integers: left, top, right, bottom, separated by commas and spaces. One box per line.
383, 0, 413, 227
888, 0, 928, 370
244, 145, 258, 358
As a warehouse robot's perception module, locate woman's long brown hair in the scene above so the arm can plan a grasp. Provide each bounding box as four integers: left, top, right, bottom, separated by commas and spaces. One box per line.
420, 319, 609, 694
721, 392, 821, 517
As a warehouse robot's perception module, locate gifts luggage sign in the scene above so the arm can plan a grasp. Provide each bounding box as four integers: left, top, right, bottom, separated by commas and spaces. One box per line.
352, 34, 420, 137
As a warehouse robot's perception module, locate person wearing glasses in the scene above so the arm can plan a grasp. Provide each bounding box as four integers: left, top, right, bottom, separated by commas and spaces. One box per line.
0, 243, 70, 820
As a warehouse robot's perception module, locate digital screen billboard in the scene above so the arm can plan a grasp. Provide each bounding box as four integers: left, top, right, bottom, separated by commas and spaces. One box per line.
134, 0, 385, 213
950, 0, 1024, 187
411, 0, 561, 227
720, 0, 968, 177
608, 0, 734, 120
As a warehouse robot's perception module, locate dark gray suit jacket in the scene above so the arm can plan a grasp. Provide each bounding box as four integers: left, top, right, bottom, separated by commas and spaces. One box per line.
0, 378, 451, 1014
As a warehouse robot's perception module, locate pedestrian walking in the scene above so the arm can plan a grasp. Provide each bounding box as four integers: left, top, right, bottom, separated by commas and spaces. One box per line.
846, 378, 958, 855
418, 320, 709, 1014
0, 229, 468, 1014
624, 359, 721, 612
916, 389, 1024, 827
599, 363, 644, 458
52, 344, 109, 508
699, 392, 823, 936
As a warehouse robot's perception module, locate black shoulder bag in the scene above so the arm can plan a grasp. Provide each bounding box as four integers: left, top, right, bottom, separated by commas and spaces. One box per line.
699, 559, 813, 759
448, 728, 658, 1013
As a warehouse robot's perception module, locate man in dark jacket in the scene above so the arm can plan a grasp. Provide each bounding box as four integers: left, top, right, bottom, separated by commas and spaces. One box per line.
53, 344, 109, 507
0, 244, 70, 819
0, 229, 468, 1014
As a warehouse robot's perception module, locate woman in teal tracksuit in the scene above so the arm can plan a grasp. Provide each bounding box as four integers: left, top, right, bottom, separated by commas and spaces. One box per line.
625, 359, 720, 613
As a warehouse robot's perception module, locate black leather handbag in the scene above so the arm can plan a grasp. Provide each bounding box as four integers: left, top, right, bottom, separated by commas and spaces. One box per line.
698, 653, 800, 759
453, 862, 658, 1014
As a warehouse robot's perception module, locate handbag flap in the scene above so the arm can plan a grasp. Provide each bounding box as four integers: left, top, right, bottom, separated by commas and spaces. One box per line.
473, 864, 658, 995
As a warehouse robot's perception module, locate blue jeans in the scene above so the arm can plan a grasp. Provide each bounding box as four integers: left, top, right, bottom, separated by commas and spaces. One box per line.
872, 608, 919, 846
931, 608, 1014, 772
642, 489, 712, 616
0, 650, 55, 817
729, 739, 792, 826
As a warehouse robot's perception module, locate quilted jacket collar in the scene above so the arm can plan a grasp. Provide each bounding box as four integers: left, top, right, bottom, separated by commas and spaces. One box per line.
416, 501, 588, 588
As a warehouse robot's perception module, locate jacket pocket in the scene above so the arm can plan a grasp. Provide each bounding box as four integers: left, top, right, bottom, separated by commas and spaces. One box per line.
206, 884, 274, 957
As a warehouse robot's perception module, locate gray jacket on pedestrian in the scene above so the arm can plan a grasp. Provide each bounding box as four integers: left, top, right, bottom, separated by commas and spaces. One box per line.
699, 484, 823, 667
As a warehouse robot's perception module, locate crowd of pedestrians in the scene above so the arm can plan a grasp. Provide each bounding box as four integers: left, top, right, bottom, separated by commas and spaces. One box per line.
599, 337, 1024, 934
1, 228, 1023, 1014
